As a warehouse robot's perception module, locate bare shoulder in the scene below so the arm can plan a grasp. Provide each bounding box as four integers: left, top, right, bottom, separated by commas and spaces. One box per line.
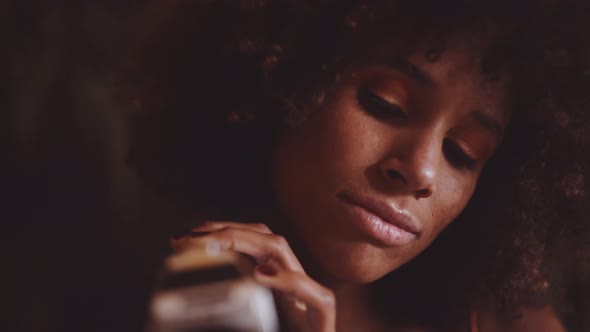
476, 305, 567, 332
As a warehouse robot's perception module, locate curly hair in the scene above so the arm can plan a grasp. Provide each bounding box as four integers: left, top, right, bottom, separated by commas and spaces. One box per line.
125, 0, 590, 329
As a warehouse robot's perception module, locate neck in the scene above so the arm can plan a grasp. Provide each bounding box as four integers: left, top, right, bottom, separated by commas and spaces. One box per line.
328, 281, 388, 332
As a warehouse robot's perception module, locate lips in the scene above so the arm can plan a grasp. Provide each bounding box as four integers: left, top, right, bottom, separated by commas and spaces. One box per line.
337, 191, 422, 245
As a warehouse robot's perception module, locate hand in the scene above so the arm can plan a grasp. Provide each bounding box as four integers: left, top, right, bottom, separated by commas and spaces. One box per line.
171, 221, 336, 332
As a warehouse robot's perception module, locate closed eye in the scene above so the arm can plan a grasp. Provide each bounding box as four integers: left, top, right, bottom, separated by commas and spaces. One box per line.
442, 138, 478, 170
357, 85, 408, 121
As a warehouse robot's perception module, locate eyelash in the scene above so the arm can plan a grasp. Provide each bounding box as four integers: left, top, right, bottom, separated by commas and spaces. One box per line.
442, 138, 478, 170
357, 86, 478, 170
357, 86, 408, 120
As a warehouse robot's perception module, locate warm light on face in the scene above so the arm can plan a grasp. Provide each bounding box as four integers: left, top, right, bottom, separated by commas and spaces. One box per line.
271, 44, 510, 283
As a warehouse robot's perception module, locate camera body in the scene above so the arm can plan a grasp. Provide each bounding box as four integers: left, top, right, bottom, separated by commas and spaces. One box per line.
146, 244, 279, 332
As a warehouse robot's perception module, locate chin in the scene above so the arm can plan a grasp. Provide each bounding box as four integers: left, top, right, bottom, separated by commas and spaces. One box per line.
307, 239, 407, 284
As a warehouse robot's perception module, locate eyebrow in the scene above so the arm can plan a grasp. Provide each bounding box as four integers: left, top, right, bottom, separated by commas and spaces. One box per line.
472, 110, 505, 141
384, 57, 435, 87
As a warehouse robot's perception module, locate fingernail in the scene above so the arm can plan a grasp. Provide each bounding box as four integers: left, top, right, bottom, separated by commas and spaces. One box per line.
293, 298, 307, 312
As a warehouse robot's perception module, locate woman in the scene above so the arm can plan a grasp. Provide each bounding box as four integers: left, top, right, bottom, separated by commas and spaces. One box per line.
126, 1, 590, 331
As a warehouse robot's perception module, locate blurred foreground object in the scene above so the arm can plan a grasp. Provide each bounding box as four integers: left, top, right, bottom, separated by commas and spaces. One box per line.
146, 244, 279, 332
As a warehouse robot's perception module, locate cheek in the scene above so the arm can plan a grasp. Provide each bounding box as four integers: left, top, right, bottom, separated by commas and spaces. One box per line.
271, 86, 389, 233
276, 88, 382, 185
430, 173, 477, 233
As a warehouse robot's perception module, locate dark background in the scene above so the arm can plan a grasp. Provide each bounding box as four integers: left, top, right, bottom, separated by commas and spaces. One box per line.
3, 2, 589, 332
4, 2, 176, 331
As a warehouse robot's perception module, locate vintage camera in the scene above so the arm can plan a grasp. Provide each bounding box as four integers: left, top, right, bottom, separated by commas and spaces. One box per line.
145, 242, 279, 332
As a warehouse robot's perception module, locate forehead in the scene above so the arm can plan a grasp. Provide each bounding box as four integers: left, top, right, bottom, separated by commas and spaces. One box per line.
406, 43, 512, 126
422, 43, 506, 84
366, 35, 510, 89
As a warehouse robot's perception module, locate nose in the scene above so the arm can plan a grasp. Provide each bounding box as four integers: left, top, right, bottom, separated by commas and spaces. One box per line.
378, 136, 440, 199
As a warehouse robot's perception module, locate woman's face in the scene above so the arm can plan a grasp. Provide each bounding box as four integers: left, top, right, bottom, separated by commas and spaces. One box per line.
271, 44, 511, 283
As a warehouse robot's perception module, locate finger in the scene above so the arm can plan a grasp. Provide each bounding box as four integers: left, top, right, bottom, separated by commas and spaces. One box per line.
191, 228, 304, 272
169, 221, 273, 251
191, 221, 273, 234
254, 269, 336, 332
170, 235, 192, 251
